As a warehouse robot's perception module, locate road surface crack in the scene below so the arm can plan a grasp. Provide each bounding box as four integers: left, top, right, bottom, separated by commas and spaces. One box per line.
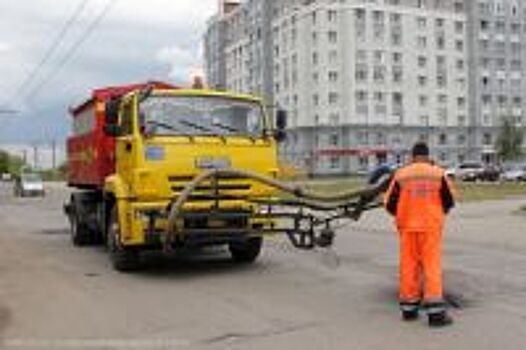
200, 321, 319, 346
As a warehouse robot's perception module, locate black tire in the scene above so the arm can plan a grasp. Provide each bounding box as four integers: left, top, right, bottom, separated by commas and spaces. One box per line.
107, 206, 141, 272
70, 208, 91, 246
229, 236, 262, 264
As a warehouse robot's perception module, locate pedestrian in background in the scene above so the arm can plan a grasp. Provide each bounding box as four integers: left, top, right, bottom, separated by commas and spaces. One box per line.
384, 141, 456, 327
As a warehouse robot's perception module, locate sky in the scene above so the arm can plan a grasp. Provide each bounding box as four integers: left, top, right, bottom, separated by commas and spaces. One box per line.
0, 0, 218, 150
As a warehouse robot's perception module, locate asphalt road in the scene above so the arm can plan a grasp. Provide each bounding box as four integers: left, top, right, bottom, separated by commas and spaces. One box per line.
0, 182, 525, 349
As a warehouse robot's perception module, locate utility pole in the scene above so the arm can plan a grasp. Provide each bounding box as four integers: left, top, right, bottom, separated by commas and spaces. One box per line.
51, 139, 57, 169
33, 144, 38, 170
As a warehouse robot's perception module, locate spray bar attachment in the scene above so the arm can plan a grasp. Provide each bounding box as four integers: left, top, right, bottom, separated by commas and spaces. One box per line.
164, 169, 391, 252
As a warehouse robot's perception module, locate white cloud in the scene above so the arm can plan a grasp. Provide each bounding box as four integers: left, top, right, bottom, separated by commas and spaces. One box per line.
0, 0, 218, 143
0, 42, 12, 53
155, 45, 198, 81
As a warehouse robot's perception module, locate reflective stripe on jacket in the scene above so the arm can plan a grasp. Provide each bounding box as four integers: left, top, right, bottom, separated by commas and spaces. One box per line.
384, 161, 455, 231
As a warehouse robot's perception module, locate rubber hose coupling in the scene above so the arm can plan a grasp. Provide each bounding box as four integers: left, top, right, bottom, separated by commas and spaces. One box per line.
316, 228, 335, 248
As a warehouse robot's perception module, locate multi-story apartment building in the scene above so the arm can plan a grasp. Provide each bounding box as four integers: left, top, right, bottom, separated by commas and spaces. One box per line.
274, 0, 469, 174
204, 0, 525, 175
466, 0, 526, 163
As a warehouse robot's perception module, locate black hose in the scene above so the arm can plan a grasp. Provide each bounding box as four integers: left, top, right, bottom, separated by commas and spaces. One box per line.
163, 168, 389, 249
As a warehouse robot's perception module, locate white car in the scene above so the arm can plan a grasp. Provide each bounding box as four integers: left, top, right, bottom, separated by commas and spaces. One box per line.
14, 173, 45, 197
500, 166, 526, 182
455, 163, 484, 181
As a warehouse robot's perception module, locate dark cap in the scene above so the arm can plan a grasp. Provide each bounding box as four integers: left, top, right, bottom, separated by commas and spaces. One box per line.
412, 141, 429, 157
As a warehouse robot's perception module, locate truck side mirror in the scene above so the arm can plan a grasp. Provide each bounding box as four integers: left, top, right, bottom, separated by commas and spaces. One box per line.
274, 109, 288, 142
104, 98, 122, 136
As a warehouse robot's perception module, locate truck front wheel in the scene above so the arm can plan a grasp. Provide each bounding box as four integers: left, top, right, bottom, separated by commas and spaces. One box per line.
107, 207, 141, 272
229, 237, 262, 264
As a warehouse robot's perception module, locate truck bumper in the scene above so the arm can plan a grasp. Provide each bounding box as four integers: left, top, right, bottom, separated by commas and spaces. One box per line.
121, 201, 271, 248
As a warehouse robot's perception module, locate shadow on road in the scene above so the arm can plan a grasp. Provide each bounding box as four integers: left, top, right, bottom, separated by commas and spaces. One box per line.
133, 247, 269, 279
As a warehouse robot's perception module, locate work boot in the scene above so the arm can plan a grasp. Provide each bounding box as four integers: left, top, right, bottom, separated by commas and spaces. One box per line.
402, 309, 419, 321
428, 311, 453, 328
400, 301, 420, 321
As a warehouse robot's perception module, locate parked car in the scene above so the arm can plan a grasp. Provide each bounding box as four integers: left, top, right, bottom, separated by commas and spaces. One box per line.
478, 164, 502, 182
455, 162, 485, 181
500, 165, 526, 182
13, 173, 45, 197
445, 166, 457, 179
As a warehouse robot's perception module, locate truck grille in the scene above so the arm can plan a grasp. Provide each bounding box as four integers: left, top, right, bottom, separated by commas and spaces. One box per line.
168, 174, 252, 202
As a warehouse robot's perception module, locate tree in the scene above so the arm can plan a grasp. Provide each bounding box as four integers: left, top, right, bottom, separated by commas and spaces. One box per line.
0, 150, 8, 174
495, 117, 524, 162
0, 149, 26, 175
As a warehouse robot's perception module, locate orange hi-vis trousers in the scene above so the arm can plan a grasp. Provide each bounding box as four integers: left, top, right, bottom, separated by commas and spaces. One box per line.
399, 228, 443, 304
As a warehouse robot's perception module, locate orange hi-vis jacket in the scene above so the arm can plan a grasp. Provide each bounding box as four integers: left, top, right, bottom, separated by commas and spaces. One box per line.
384, 161, 455, 231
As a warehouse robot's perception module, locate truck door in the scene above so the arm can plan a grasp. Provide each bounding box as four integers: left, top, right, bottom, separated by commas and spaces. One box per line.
115, 98, 136, 188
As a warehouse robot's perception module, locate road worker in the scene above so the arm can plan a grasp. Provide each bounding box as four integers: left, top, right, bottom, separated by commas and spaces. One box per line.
384, 142, 456, 327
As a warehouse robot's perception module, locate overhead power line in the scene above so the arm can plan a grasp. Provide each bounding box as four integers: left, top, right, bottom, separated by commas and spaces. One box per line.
6, 0, 91, 105
24, 0, 119, 102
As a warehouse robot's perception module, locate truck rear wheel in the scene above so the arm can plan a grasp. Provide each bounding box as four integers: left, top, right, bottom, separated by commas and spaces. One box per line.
229, 237, 262, 264
107, 207, 141, 272
70, 206, 91, 246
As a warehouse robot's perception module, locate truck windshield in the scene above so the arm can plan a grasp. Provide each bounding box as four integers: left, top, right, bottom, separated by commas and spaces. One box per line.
21, 174, 42, 183
139, 95, 264, 137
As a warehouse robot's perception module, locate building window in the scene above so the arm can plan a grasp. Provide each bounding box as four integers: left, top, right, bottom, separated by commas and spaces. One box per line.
418, 56, 427, 68
328, 10, 337, 22
455, 40, 464, 52
417, 36, 427, 48
356, 91, 368, 104
483, 133, 492, 145
374, 92, 385, 103
328, 71, 338, 82
392, 67, 403, 83
419, 95, 428, 107
373, 66, 386, 83
356, 50, 367, 62
329, 133, 339, 146
391, 32, 402, 46
313, 94, 319, 106
457, 97, 466, 108
455, 21, 464, 34
356, 64, 368, 82
312, 52, 318, 65
328, 31, 338, 43
418, 76, 427, 87
438, 133, 447, 145
392, 52, 403, 63
437, 74, 447, 88
329, 92, 339, 104
329, 156, 341, 170
436, 35, 445, 50
374, 50, 385, 64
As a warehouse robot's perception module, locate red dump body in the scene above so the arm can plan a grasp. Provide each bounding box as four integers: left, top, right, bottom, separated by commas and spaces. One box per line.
66, 81, 175, 189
